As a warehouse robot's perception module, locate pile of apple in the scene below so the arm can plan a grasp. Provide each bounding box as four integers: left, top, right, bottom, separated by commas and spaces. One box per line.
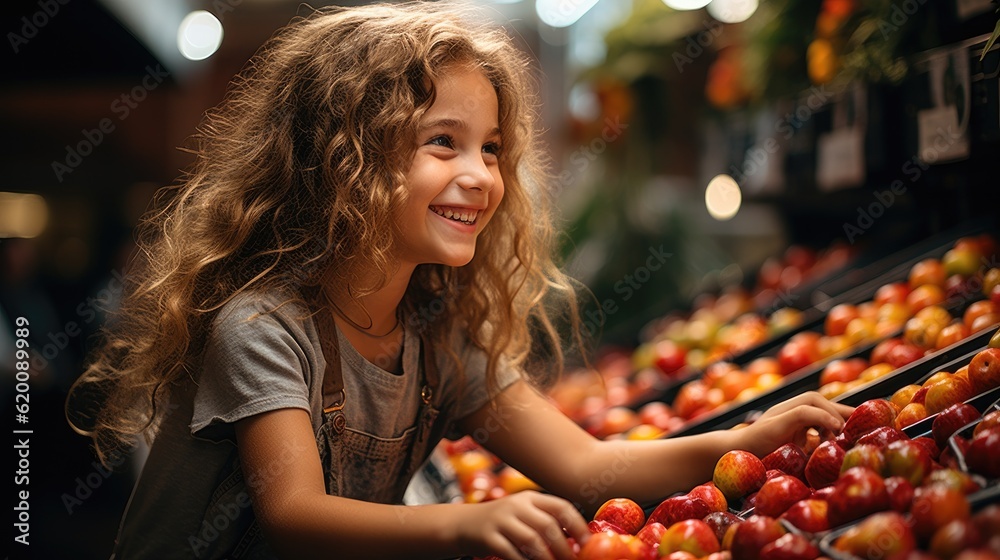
577, 391, 1000, 560
440, 437, 543, 503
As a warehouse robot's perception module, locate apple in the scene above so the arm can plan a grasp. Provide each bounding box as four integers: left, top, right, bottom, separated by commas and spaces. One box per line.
894, 402, 929, 429
936, 321, 971, 350
910, 258, 947, 288
944, 246, 983, 276
911, 435, 941, 459
966, 426, 1000, 479
826, 304, 860, 337
689, 482, 728, 513
925, 375, 976, 415
932, 403, 981, 447
664, 552, 698, 560
905, 317, 945, 350
648, 495, 712, 528
636, 522, 666, 549
589, 519, 627, 535
777, 340, 819, 377
660, 519, 720, 557
497, 466, 540, 495
883, 439, 933, 486
964, 301, 999, 331
887, 342, 925, 368
578, 531, 634, 560
833, 511, 916, 560
929, 519, 983, 560
840, 444, 885, 475
761, 443, 808, 481
939, 435, 971, 470
653, 340, 688, 377
779, 499, 829, 533
638, 401, 674, 428
911, 485, 971, 537
889, 384, 921, 408
595, 498, 645, 535
729, 515, 787, 560
804, 440, 845, 489
875, 282, 911, 306
872, 338, 905, 365
819, 358, 867, 386
754, 475, 811, 517
827, 467, 890, 528
843, 400, 898, 445
713, 450, 766, 502
703, 511, 742, 544
883, 476, 914, 512
924, 468, 981, 495
759, 533, 819, 560
968, 347, 1000, 393
972, 505, 1000, 542
974, 409, 1000, 437
856, 426, 906, 449
907, 284, 946, 313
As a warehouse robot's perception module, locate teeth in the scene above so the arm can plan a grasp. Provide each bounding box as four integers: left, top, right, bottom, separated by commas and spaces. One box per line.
431, 206, 478, 225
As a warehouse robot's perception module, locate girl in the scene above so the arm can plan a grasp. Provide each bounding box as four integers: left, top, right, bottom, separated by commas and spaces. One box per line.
70, 3, 852, 560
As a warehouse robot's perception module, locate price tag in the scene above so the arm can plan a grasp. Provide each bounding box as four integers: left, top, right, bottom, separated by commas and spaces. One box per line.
917, 105, 970, 164
817, 128, 864, 191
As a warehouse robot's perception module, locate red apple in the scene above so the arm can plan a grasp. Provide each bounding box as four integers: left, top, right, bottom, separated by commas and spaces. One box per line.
820, 358, 867, 386
843, 400, 898, 445
810, 486, 834, 501
827, 467, 890, 528
804, 440, 845, 489
595, 497, 645, 535
578, 531, 634, 560
974, 409, 1000, 437
759, 533, 819, 560
589, 519, 626, 535
883, 439, 933, 486
826, 304, 860, 337
754, 475, 811, 517
777, 340, 820, 376
911, 485, 971, 537
648, 495, 712, 528
779, 499, 829, 533
924, 468, 981, 495
833, 511, 916, 560
871, 338, 905, 366
714, 450, 767, 502
840, 444, 886, 475
653, 340, 688, 377
883, 476, 914, 512
761, 443, 808, 481
929, 519, 983, 560
969, 347, 1000, 393
703, 511, 742, 544
689, 482, 728, 513
911, 258, 947, 288
855, 426, 907, 450
660, 519, 721, 557
925, 375, 976, 415
932, 403, 981, 447
966, 426, 1000, 479
875, 282, 911, 306
911, 436, 941, 460
972, 505, 1000, 541
636, 522, 667, 549
729, 515, 787, 560
887, 342, 925, 368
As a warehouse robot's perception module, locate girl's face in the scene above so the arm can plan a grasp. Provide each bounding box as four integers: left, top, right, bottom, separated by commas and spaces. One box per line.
394, 66, 504, 268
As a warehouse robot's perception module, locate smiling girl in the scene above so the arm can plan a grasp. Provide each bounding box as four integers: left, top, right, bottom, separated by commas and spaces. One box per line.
70, 4, 850, 559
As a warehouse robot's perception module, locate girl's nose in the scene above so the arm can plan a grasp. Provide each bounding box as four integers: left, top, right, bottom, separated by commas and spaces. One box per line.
457, 154, 496, 193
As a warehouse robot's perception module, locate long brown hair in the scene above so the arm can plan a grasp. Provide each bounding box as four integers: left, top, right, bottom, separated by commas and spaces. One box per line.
69, 2, 586, 462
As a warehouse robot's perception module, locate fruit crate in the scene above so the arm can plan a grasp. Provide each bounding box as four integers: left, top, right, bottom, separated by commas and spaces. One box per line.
810, 220, 999, 312
816, 483, 1000, 560
662, 317, 997, 439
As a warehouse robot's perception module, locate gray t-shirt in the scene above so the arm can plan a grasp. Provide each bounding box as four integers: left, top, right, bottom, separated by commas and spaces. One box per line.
111, 291, 520, 559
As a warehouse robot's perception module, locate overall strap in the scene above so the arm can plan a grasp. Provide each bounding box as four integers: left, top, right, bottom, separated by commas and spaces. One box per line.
312, 301, 346, 413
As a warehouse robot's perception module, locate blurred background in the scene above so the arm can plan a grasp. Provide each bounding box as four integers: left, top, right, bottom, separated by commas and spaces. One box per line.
2, 0, 999, 556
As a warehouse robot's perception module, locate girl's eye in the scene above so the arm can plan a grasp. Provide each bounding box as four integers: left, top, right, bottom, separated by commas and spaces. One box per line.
483, 142, 501, 156
428, 135, 453, 148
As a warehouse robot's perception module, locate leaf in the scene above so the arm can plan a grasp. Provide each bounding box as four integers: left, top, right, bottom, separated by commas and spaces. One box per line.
981, 19, 1000, 62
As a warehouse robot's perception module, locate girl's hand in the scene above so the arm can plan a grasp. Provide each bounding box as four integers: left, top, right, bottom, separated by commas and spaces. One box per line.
738, 392, 854, 456
451, 490, 590, 560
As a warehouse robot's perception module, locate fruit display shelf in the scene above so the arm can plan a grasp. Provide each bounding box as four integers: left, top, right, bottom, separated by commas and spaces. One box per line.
665, 324, 998, 439
817, 483, 1000, 560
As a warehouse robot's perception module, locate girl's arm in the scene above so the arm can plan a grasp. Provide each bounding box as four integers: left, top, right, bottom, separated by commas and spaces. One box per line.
234, 408, 589, 560
457, 381, 853, 515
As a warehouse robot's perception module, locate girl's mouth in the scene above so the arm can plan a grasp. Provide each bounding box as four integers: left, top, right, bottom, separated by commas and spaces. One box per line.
429, 205, 480, 226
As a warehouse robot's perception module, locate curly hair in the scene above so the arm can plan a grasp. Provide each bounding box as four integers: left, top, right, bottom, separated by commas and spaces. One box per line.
69, 1, 586, 462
